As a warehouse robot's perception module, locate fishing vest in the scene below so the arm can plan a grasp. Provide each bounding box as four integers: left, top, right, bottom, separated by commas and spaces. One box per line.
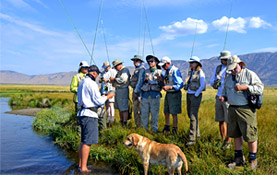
130, 65, 145, 88
77, 73, 86, 83
164, 65, 178, 92
141, 68, 162, 92
184, 68, 206, 91
115, 67, 130, 89
212, 65, 223, 89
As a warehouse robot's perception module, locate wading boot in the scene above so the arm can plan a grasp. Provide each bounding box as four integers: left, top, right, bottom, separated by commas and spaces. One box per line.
172, 127, 178, 135
162, 125, 170, 134
228, 156, 246, 169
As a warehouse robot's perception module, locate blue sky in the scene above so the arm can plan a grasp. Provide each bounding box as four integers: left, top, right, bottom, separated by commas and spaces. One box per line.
1, 0, 277, 75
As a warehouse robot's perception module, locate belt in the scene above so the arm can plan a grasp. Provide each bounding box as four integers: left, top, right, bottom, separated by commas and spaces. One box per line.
81, 106, 98, 112
229, 105, 249, 108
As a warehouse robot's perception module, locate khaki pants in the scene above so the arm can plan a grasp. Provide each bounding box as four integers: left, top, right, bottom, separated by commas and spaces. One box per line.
141, 96, 160, 132
132, 92, 141, 127
187, 93, 202, 141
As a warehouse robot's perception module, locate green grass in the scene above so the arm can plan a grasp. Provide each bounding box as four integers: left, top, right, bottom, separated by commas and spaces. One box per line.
1, 85, 276, 174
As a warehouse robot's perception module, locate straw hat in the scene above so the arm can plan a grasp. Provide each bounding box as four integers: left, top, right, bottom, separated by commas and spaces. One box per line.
227, 55, 246, 71
112, 59, 123, 68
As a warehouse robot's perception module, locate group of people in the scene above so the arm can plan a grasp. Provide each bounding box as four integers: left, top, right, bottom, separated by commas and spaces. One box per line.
70, 50, 264, 172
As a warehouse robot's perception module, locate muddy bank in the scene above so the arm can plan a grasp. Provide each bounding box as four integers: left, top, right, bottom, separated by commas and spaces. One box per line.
5, 108, 43, 116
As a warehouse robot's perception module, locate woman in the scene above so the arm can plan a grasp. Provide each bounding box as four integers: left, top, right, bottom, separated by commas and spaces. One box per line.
184, 56, 206, 146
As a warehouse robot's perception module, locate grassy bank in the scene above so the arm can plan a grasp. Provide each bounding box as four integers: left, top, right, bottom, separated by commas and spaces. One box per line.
1, 85, 276, 174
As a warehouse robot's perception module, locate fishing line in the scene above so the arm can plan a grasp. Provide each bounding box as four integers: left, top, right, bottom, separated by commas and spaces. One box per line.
223, 2, 233, 51
138, 1, 143, 55
190, 22, 198, 57
142, 23, 147, 59
142, 0, 155, 55
91, 0, 104, 65
58, 0, 93, 62
101, 20, 110, 62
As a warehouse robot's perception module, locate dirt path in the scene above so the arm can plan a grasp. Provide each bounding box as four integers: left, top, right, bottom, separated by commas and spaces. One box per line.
5, 108, 43, 116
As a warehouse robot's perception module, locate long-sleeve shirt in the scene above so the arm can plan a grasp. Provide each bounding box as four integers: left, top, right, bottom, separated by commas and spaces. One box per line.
187, 69, 206, 97
222, 68, 264, 106
77, 76, 107, 118
209, 64, 227, 97
134, 68, 145, 95
162, 65, 183, 91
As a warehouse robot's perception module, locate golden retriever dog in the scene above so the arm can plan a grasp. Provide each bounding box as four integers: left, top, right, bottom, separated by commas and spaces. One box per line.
123, 133, 188, 175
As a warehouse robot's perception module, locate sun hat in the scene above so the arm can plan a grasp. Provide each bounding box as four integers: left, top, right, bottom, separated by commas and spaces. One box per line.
188, 56, 202, 67
146, 55, 159, 63
130, 55, 144, 62
102, 61, 110, 69
227, 55, 246, 71
219, 50, 231, 60
78, 61, 89, 72
112, 59, 123, 68
158, 56, 171, 67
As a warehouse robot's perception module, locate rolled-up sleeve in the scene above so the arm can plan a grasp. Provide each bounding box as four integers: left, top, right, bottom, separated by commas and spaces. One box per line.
173, 69, 183, 91
248, 71, 264, 95
115, 69, 129, 85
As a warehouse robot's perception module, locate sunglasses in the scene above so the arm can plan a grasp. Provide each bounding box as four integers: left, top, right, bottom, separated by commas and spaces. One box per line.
134, 59, 141, 62
148, 60, 155, 63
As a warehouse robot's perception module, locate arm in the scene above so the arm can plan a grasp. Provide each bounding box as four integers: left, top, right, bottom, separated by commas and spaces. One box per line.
70, 75, 78, 93
115, 69, 129, 85
210, 67, 217, 86
172, 69, 183, 91
134, 68, 145, 95
195, 71, 206, 97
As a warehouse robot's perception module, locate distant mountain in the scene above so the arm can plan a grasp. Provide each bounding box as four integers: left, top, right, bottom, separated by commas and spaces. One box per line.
1, 52, 276, 86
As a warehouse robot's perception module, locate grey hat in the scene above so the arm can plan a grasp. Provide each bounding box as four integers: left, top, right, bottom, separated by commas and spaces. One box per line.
219, 50, 231, 60
112, 59, 123, 68
131, 55, 144, 62
227, 55, 246, 71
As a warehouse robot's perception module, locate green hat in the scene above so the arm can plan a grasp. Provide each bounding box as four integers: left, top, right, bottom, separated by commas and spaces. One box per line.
130, 55, 144, 62
227, 55, 246, 71
219, 50, 231, 60
112, 59, 123, 68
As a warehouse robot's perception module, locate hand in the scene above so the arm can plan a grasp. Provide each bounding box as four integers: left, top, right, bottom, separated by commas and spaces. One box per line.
110, 77, 115, 82
103, 78, 108, 83
163, 85, 172, 91
219, 96, 226, 102
138, 97, 141, 103
157, 76, 163, 82
234, 84, 248, 92
106, 92, 115, 99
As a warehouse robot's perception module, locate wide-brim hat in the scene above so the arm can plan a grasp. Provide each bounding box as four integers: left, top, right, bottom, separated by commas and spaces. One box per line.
219, 50, 231, 60
227, 55, 246, 71
146, 55, 159, 63
102, 61, 110, 69
188, 56, 202, 67
130, 55, 144, 62
112, 59, 123, 68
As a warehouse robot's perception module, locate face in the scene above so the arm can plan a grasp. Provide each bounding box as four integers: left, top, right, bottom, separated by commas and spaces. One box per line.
162, 62, 171, 70
221, 59, 228, 66
148, 59, 157, 68
89, 71, 99, 78
80, 67, 88, 74
115, 64, 122, 71
231, 63, 242, 75
189, 62, 198, 70
133, 59, 142, 66
105, 66, 110, 72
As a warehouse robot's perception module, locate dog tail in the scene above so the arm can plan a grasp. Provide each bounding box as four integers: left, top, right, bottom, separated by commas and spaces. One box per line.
178, 149, 188, 172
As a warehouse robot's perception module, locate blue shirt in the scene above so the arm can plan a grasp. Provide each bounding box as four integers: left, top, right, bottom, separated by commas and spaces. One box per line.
162, 65, 183, 91
209, 64, 227, 97
134, 64, 145, 96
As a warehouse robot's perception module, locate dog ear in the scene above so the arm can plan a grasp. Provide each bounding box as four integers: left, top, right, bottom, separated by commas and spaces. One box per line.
132, 135, 139, 148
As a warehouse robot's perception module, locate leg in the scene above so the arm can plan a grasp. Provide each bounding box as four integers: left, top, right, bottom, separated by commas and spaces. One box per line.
165, 113, 170, 125
80, 144, 92, 172
219, 121, 227, 140
141, 98, 150, 130
78, 142, 83, 168
150, 97, 160, 133
248, 140, 257, 154
133, 93, 141, 127
172, 114, 178, 128
143, 162, 149, 175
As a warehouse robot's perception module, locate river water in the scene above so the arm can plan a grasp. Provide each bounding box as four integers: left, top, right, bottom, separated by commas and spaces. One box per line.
0, 98, 117, 175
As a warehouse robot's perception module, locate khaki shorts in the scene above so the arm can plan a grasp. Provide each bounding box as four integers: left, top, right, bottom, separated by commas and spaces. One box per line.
215, 96, 229, 123
164, 90, 182, 114
228, 105, 258, 142
115, 87, 129, 112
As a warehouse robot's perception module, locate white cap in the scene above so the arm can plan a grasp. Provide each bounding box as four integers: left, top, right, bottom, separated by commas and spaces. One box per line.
158, 56, 171, 67
188, 56, 202, 67
78, 61, 89, 72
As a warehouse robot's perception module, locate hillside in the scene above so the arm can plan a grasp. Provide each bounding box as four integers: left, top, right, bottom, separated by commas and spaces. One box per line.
1, 52, 276, 86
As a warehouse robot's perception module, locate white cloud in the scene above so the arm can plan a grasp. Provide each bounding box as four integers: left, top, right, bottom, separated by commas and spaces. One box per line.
159, 18, 208, 40
255, 47, 277, 53
249, 17, 271, 28
212, 16, 247, 33
4, 0, 31, 9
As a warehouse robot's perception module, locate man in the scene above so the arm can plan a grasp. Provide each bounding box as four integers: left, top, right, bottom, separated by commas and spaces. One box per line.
130, 55, 145, 128
219, 55, 264, 170
99, 61, 117, 127
141, 55, 162, 133
70, 61, 89, 115
210, 51, 232, 149
158, 56, 183, 134
110, 59, 131, 126
183, 56, 206, 146
77, 65, 115, 173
